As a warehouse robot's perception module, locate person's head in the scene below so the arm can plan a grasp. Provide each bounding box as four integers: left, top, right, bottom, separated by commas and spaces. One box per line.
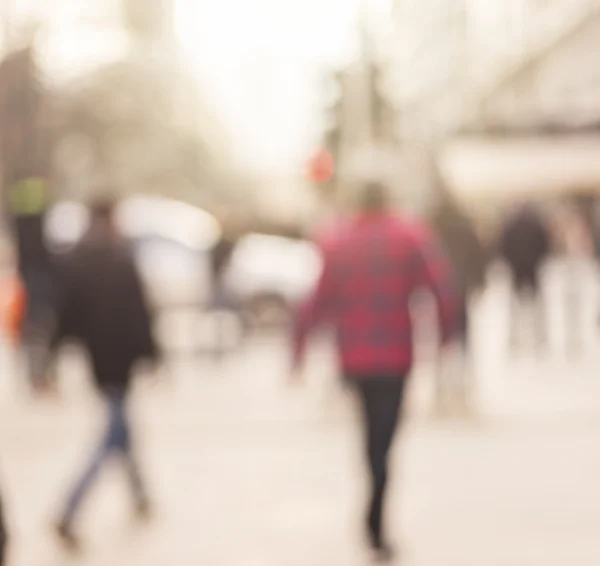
358, 182, 389, 213
89, 197, 117, 236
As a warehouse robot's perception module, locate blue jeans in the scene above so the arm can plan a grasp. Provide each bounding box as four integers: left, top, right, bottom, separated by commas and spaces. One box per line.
61, 395, 146, 526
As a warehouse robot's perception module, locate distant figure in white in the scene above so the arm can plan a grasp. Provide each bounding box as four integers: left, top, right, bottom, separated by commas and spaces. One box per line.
499, 204, 551, 356
555, 203, 594, 359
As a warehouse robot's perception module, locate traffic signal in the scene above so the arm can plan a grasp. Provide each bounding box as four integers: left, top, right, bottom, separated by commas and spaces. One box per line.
306, 148, 335, 185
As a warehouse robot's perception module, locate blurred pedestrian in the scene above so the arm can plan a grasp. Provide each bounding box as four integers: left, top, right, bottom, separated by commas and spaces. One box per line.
499, 203, 551, 355
8, 178, 58, 388
208, 222, 242, 358
555, 203, 593, 358
292, 183, 458, 561
429, 180, 488, 413
52, 198, 158, 550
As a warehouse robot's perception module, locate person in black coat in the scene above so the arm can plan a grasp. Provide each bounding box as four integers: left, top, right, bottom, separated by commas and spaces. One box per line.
499, 203, 551, 353
428, 185, 488, 413
52, 198, 158, 549
208, 225, 243, 358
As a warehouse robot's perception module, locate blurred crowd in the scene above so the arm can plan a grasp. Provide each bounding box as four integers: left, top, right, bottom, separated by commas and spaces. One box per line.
2, 0, 600, 562
2, 176, 600, 562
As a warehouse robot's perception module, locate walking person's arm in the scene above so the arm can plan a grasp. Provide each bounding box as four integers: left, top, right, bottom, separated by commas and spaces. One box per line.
125, 259, 161, 373
410, 232, 459, 345
291, 257, 335, 382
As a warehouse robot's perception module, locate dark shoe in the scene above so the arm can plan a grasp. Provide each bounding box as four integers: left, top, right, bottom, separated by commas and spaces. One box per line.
55, 522, 81, 553
135, 498, 152, 522
370, 540, 396, 563
368, 527, 396, 563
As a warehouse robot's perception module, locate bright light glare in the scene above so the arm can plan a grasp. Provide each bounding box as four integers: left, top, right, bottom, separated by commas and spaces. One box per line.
228, 234, 322, 299
44, 201, 90, 250
45, 198, 222, 251
175, 0, 360, 64
117, 197, 222, 250
174, 0, 360, 174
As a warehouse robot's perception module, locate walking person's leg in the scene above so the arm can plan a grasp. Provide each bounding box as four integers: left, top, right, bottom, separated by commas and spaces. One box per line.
211, 279, 231, 361
111, 396, 150, 517
564, 259, 581, 359
509, 276, 522, 355
512, 274, 536, 355
456, 293, 475, 413
529, 271, 548, 357
356, 378, 406, 559
56, 394, 122, 547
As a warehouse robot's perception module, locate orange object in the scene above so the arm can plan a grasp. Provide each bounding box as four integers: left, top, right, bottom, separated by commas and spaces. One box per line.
1, 275, 26, 343
306, 149, 335, 184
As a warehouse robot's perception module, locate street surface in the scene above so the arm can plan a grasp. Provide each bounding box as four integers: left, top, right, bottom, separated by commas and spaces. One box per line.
1, 260, 600, 565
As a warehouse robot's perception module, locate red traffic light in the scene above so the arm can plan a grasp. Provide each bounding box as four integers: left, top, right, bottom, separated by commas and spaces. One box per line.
306, 149, 335, 184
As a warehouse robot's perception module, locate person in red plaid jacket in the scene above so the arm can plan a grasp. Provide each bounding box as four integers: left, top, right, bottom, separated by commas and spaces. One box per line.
292, 183, 459, 560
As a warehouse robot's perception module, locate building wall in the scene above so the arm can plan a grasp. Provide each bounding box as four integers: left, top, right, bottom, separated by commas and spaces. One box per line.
388, 0, 600, 138
483, 11, 600, 128
391, 0, 465, 106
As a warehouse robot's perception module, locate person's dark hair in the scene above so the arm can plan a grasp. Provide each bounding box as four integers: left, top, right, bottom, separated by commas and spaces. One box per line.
359, 182, 388, 212
90, 198, 116, 224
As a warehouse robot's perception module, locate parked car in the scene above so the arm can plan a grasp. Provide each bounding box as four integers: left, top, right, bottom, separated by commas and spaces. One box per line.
226, 233, 322, 325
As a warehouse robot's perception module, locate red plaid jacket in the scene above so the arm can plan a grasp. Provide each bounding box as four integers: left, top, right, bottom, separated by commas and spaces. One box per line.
294, 213, 458, 378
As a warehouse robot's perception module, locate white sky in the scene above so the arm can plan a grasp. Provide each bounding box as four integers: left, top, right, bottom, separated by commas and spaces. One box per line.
174, 0, 362, 173
2, 0, 367, 175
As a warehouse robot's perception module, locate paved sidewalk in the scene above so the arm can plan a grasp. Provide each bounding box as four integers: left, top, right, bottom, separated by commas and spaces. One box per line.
1, 265, 600, 565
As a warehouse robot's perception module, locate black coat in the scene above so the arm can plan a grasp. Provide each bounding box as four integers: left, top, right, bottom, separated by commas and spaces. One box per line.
500, 208, 550, 279
54, 235, 157, 393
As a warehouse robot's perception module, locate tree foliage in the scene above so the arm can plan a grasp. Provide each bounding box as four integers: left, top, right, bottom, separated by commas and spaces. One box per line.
54, 52, 233, 199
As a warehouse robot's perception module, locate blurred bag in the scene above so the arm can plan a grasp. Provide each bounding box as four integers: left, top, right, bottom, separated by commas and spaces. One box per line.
1, 275, 26, 343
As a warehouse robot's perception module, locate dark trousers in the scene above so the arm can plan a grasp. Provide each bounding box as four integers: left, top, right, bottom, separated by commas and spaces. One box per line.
458, 291, 470, 347
354, 377, 407, 546
61, 394, 147, 527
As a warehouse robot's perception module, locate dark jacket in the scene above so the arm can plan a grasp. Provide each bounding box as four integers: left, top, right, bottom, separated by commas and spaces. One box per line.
54, 235, 157, 394
500, 207, 550, 279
